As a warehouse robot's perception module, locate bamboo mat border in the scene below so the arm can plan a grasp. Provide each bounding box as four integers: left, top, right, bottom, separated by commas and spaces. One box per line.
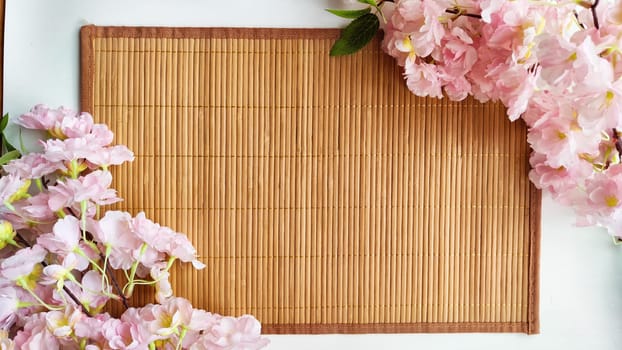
79, 25, 541, 334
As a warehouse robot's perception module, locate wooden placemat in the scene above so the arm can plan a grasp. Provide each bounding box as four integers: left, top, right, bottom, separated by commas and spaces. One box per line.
80, 26, 541, 334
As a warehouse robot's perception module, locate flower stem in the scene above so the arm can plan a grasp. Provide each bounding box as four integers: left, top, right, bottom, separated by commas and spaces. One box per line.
100, 251, 129, 310
35, 178, 44, 192
176, 327, 188, 350
15, 232, 93, 317
22, 285, 63, 311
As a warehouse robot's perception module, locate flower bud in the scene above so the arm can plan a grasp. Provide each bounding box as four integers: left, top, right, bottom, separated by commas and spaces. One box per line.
0, 220, 16, 250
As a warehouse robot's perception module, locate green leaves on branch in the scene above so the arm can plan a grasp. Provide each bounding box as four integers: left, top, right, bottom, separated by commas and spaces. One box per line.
357, 0, 379, 7
0, 114, 8, 135
330, 13, 380, 56
326, 0, 382, 56
326, 7, 371, 19
0, 114, 19, 166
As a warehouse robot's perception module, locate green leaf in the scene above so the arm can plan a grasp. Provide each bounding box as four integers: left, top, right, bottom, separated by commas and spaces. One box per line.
1, 114, 17, 153
3, 139, 16, 153
0, 114, 8, 133
330, 13, 380, 56
0, 150, 20, 166
357, 0, 378, 7
326, 7, 371, 19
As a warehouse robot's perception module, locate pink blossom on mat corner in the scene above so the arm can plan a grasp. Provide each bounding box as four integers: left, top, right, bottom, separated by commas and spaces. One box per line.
0, 103, 269, 348
378, 0, 622, 237
193, 314, 270, 350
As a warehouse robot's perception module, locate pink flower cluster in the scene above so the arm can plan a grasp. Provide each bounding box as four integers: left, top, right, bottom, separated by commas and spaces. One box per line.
11, 298, 267, 350
0, 105, 268, 349
382, 0, 622, 237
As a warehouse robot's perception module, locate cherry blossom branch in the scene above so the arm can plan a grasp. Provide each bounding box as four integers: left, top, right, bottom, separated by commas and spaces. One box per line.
592, 0, 600, 29
100, 252, 129, 310
445, 7, 482, 19
613, 129, 622, 157
14, 232, 93, 317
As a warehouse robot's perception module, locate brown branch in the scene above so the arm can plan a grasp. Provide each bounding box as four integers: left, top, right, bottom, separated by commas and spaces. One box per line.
445, 8, 482, 19
100, 253, 129, 310
592, 0, 600, 29
613, 129, 622, 156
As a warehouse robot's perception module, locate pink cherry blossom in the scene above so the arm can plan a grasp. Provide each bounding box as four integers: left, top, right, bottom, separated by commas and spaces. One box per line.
581, 165, 622, 226
86, 145, 134, 169
195, 315, 269, 350
14, 313, 59, 350
181, 310, 223, 348
466, 43, 509, 103
0, 176, 29, 205
58, 112, 95, 139
89, 124, 115, 147
47, 170, 121, 213
42, 137, 101, 164
74, 313, 110, 348
37, 216, 81, 256
147, 297, 194, 337
41, 253, 89, 289
0, 245, 46, 282
16, 105, 69, 131
0, 287, 20, 330
528, 152, 593, 204
101, 317, 148, 349
479, 0, 504, 23
130, 213, 171, 252
2, 153, 65, 179
409, 0, 449, 57
54, 276, 109, 315
131, 213, 204, 269
93, 211, 142, 270
20, 193, 54, 221
527, 112, 601, 169
150, 267, 173, 303
119, 307, 157, 345
2, 102, 267, 348
45, 307, 83, 338
439, 27, 477, 77
404, 60, 443, 98
576, 82, 622, 132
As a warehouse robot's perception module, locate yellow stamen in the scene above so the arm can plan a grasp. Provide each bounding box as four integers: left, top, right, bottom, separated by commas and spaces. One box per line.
7, 179, 31, 203
606, 196, 619, 208
569, 120, 582, 132
606, 91, 615, 106
16, 264, 43, 291
402, 36, 413, 53
48, 127, 66, 140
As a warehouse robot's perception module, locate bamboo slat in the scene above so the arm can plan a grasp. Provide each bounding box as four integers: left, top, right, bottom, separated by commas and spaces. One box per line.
80, 26, 541, 334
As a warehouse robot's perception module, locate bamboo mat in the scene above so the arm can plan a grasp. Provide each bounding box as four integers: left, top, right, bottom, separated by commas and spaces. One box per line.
80, 26, 541, 334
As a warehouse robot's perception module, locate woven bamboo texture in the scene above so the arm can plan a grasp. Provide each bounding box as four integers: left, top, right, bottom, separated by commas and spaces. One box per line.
80, 26, 541, 334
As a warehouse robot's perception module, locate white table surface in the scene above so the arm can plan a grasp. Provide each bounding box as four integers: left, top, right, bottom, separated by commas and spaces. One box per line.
4, 1, 622, 349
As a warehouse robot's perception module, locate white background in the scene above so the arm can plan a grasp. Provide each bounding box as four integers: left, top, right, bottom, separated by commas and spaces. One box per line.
4, 1, 622, 349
